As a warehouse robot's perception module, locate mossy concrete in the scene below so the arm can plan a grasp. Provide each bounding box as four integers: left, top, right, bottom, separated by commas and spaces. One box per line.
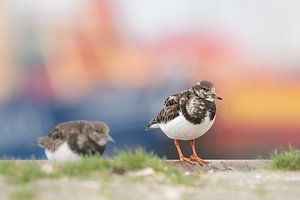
1, 160, 299, 200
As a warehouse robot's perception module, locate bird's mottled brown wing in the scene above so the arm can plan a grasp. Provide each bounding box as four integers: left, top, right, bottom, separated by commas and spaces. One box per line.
153, 103, 180, 124
148, 89, 192, 127
37, 121, 84, 151
48, 121, 83, 139
37, 136, 64, 152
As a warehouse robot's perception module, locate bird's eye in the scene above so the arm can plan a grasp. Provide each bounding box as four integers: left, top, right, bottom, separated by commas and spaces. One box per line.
202, 87, 209, 92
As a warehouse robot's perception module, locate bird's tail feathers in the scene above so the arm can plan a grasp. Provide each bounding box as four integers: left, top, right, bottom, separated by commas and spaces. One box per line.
146, 122, 159, 130
36, 136, 48, 148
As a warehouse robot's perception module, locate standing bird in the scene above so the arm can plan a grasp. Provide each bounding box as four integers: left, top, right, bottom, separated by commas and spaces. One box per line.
37, 120, 114, 162
147, 81, 222, 165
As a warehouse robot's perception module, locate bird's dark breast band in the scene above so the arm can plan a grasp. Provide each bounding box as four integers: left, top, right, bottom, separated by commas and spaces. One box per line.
68, 133, 105, 156
180, 98, 216, 125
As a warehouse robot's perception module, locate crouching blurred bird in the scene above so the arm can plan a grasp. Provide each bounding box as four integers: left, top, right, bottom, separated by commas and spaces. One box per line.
37, 120, 114, 162
147, 81, 222, 165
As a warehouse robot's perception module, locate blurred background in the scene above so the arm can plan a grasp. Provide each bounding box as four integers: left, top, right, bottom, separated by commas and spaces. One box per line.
0, 0, 299, 159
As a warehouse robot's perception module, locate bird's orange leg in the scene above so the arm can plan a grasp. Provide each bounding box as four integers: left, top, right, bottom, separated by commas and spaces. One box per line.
190, 140, 208, 165
174, 140, 193, 164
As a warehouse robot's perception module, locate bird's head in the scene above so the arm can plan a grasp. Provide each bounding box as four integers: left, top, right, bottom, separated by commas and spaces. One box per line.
88, 121, 115, 146
192, 80, 222, 101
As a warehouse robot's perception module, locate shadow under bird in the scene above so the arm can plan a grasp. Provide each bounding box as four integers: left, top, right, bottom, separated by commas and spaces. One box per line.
147, 80, 222, 165
37, 120, 114, 162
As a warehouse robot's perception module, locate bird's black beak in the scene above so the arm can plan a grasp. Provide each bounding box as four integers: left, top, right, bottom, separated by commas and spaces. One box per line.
108, 135, 115, 143
212, 93, 223, 100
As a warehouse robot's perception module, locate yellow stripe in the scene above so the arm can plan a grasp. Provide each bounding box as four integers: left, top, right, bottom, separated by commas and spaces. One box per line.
227, 86, 300, 124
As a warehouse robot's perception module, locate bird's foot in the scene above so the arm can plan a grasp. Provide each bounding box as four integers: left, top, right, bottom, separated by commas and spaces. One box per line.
190, 155, 208, 166
179, 156, 194, 165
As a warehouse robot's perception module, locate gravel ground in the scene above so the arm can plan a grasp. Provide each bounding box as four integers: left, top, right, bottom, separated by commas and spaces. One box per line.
1, 160, 300, 200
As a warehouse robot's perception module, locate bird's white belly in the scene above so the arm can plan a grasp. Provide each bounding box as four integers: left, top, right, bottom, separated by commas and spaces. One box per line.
159, 113, 215, 140
45, 142, 81, 162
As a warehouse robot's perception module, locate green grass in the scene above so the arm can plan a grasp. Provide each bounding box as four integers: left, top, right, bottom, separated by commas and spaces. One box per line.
59, 157, 112, 177
181, 192, 192, 200
164, 167, 201, 185
0, 147, 198, 185
253, 184, 268, 197
269, 146, 300, 171
60, 147, 166, 176
10, 187, 36, 200
0, 162, 46, 184
113, 147, 166, 171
